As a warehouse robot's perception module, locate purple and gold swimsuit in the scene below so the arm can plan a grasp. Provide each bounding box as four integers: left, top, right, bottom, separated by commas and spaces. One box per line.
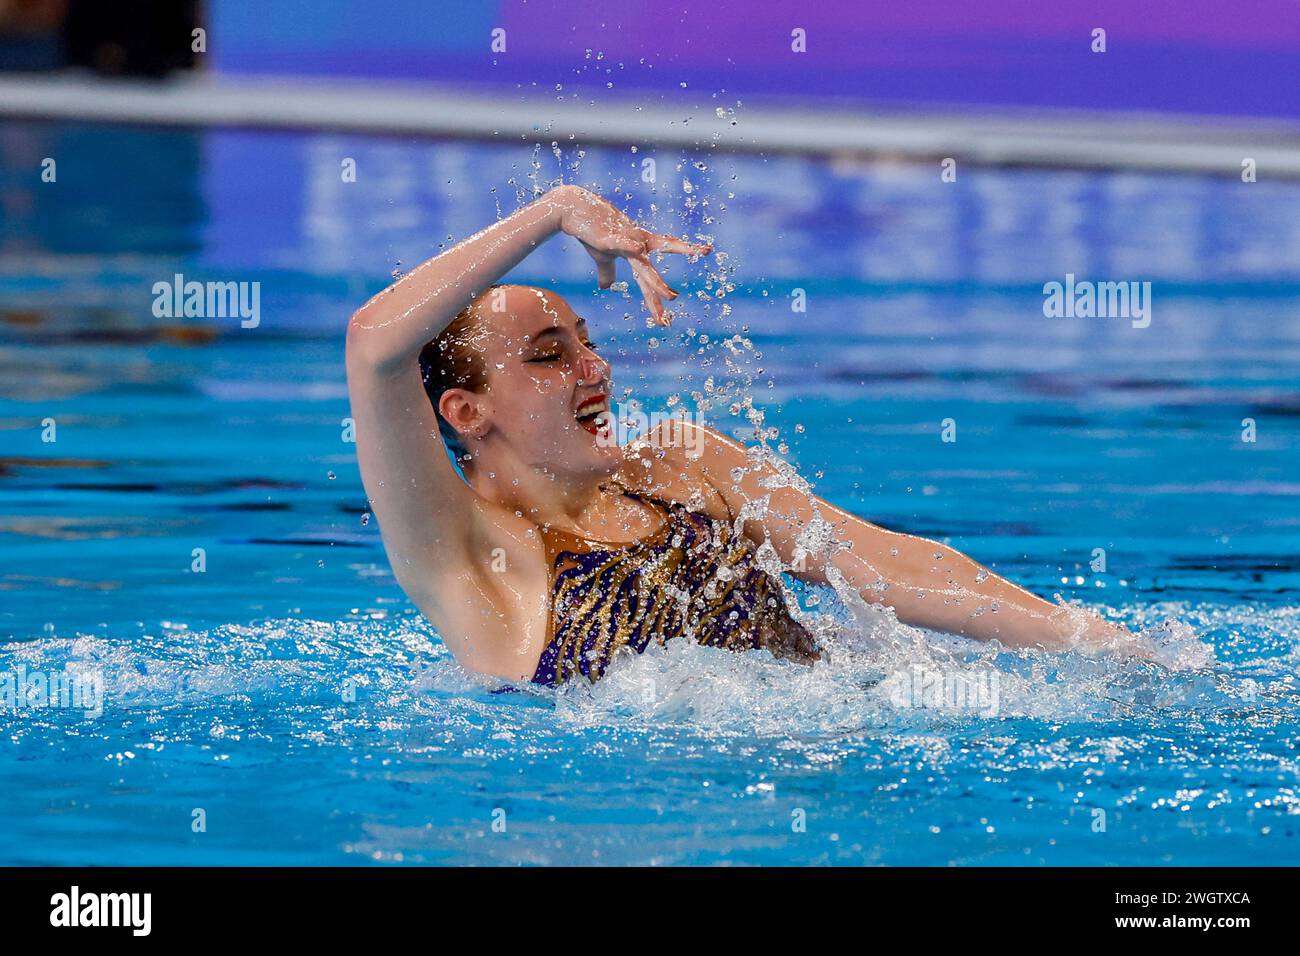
530, 480, 819, 686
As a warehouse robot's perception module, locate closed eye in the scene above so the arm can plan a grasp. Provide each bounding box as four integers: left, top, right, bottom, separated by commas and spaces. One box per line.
525, 340, 598, 363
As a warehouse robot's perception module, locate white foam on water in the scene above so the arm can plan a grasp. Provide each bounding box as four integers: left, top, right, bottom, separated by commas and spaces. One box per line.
546, 597, 1248, 736
1, 602, 1290, 742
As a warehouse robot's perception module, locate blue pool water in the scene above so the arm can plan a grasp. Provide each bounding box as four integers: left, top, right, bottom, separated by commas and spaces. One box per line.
1, 120, 1298, 865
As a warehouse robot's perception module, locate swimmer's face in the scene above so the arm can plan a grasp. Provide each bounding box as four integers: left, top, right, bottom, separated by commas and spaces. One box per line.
446, 285, 620, 476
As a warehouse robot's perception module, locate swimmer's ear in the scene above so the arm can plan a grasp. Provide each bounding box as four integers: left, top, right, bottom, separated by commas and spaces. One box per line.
438, 389, 489, 442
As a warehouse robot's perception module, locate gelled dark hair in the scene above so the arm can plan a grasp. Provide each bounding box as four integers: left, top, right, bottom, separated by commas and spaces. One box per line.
417, 287, 498, 462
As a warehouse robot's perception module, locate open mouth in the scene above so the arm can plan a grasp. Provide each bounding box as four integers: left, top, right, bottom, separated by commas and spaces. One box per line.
575, 393, 611, 436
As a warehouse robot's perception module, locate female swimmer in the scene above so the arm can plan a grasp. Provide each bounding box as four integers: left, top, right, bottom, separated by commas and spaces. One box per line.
345, 185, 1150, 685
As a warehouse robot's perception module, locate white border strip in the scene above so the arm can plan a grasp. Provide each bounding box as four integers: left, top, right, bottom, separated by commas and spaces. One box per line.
4, 73, 1300, 176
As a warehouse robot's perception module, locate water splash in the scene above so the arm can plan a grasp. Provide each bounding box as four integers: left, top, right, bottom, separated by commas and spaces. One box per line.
2, 601, 1278, 739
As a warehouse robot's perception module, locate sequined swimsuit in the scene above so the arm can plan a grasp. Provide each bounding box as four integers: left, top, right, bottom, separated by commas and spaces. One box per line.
530, 480, 819, 686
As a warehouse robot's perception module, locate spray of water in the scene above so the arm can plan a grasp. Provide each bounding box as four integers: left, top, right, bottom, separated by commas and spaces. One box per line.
0, 602, 1268, 743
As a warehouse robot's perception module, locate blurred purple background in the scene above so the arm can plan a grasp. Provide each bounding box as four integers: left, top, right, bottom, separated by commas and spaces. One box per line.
209, 0, 1300, 119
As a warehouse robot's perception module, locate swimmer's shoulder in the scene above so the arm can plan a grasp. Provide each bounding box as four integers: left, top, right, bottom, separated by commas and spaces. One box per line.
615, 419, 741, 522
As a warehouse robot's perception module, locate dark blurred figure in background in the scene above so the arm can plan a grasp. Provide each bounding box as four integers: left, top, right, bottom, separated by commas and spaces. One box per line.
0, 0, 66, 69
0, 0, 200, 76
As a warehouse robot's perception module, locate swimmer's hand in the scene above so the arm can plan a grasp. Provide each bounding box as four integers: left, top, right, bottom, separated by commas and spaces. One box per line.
551, 184, 711, 325
1066, 611, 1161, 663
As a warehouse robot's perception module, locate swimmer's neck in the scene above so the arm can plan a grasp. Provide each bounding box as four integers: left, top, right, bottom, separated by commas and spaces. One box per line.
462, 455, 620, 527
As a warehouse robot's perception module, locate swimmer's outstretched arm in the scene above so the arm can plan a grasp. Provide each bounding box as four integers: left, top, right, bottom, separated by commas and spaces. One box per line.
682, 424, 1151, 657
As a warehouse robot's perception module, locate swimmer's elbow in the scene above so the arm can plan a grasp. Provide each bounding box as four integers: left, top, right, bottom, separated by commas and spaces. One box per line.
346, 310, 408, 377
345, 310, 379, 364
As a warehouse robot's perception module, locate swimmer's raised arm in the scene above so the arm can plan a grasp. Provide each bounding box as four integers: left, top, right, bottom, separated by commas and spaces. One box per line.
345, 185, 707, 602
348, 189, 571, 600
349, 184, 708, 370
676, 423, 1150, 658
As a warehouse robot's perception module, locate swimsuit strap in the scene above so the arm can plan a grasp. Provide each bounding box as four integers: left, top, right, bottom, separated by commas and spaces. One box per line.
605, 473, 734, 523
537, 480, 675, 556
697, 470, 735, 523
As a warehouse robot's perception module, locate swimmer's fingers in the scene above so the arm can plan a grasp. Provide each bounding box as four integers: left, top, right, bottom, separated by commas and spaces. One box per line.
635, 252, 678, 301
594, 256, 617, 289
645, 233, 712, 259
629, 257, 670, 325
580, 241, 618, 289
604, 231, 652, 258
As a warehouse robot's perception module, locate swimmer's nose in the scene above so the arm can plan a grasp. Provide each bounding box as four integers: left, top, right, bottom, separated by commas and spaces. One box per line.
578, 354, 609, 386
